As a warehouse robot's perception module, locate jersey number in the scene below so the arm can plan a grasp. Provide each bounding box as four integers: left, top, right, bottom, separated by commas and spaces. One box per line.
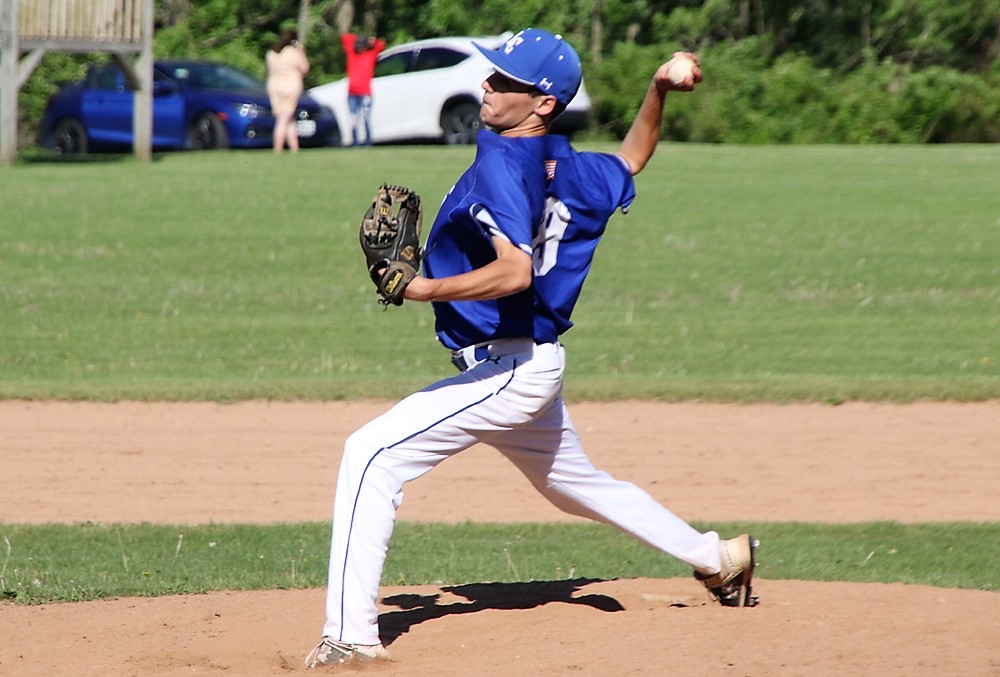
532, 197, 571, 276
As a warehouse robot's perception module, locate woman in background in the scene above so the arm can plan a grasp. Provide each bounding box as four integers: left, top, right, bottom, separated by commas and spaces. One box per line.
266, 30, 310, 153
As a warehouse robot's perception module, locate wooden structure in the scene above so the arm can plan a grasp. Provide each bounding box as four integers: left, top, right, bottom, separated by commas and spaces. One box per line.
1, 0, 154, 165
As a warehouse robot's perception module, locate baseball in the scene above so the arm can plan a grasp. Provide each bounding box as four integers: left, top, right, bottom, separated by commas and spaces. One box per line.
666, 56, 697, 87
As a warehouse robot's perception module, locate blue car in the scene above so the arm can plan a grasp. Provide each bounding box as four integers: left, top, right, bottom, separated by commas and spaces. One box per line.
38, 59, 340, 153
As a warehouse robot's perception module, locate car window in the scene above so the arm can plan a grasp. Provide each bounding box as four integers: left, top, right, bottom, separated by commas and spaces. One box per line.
161, 63, 263, 90
151, 69, 178, 93
374, 52, 411, 78
412, 47, 468, 72
88, 65, 122, 90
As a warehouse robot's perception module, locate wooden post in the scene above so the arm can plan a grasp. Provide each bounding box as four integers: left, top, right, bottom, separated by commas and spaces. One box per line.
133, 0, 153, 161
1, 0, 19, 165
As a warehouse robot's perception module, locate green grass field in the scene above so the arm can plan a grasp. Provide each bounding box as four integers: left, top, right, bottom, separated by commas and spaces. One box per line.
3, 144, 997, 401
2, 144, 998, 604
2, 521, 996, 604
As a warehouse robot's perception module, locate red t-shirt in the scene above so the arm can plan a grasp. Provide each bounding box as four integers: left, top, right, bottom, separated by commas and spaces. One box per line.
341, 34, 386, 96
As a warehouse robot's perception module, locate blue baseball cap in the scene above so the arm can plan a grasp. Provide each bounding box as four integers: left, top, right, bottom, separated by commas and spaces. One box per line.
474, 29, 582, 105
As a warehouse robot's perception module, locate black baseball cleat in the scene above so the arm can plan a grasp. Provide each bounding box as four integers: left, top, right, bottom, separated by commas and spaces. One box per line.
694, 533, 759, 607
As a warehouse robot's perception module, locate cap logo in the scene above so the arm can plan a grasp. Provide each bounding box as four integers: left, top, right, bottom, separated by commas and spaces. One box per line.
503, 34, 524, 54
538, 77, 553, 91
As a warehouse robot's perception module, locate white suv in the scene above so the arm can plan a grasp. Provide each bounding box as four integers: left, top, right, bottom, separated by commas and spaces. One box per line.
308, 34, 591, 146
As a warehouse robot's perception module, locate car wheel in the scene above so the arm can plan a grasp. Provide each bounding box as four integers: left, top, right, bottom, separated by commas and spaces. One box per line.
53, 118, 89, 155
188, 113, 229, 150
441, 102, 481, 145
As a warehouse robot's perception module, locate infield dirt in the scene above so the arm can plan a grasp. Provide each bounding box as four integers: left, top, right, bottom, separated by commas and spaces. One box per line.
2, 400, 998, 676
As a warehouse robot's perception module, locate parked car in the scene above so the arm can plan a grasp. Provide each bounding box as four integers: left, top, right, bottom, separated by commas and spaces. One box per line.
308, 34, 591, 146
38, 59, 340, 154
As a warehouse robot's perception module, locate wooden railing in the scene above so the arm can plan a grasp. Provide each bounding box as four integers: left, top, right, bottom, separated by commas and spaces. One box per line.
18, 0, 142, 43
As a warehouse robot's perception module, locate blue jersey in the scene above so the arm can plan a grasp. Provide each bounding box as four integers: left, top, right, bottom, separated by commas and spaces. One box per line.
423, 130, 634, 349
532, 135, 635, 340
423, 130, 548, 350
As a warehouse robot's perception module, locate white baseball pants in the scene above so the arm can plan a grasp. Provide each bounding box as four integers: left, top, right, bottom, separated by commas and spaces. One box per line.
322, 339, 722, 644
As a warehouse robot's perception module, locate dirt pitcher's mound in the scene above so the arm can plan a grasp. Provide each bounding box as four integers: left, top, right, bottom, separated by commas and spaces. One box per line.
1, 400, 999, 676
2, 579, 998, 676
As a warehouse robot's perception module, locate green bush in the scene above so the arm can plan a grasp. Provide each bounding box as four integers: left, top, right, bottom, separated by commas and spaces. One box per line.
829, 59, 913, 143
589, 38, 1000, 145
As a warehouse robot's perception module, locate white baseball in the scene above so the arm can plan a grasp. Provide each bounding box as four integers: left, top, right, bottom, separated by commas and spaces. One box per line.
666, 57, 696, 86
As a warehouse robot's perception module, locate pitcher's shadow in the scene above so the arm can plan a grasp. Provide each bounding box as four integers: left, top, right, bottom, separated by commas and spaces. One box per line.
378, 578, 624, 645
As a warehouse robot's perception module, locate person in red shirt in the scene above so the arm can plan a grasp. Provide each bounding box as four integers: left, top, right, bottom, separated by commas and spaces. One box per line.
341, 33, 386, 146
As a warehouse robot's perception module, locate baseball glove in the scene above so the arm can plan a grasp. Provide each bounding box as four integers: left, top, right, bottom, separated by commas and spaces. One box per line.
359, 184, 423, 306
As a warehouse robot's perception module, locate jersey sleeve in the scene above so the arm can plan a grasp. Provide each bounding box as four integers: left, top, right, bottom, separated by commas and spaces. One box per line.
585, 152, 636, 216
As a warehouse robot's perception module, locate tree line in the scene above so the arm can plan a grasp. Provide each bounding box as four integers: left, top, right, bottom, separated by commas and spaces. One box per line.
17, 0, 1000, 145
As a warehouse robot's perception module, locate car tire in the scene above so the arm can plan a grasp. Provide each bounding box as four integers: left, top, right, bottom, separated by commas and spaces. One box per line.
440, 102, 481, 145
52, 118, 89, 155
188, 113, 229, 150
